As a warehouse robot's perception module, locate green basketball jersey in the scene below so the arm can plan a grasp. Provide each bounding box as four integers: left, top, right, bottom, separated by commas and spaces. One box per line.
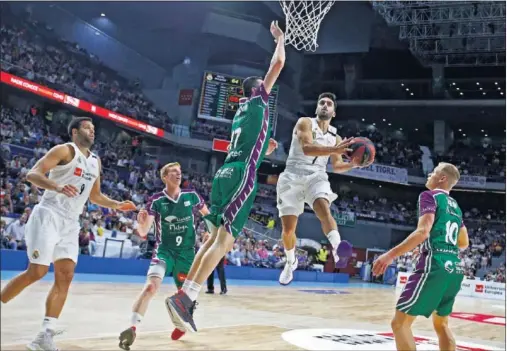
224, 83, 271, 169
418, 189, 464, 261
146, 189, 204, 252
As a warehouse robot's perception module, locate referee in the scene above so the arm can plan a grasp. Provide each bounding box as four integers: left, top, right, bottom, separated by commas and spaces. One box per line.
206, 256, 227, 294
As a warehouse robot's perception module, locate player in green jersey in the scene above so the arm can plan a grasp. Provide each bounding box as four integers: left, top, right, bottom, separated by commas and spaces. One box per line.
373, 162, 469, 351
165, 21, 285, 334
119, 162, 209, 350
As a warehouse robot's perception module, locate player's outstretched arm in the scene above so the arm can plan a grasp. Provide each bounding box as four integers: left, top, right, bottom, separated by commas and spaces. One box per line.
331, 135, 361, 173
89, 159, 136, 211
297, 118, 352, 157
26, 144, 79, 197
263, 21, 286, 95
457, 225, 469, 249
372, 213, 434, 276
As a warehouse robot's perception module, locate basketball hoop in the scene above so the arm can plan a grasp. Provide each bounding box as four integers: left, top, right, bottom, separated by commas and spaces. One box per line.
279, 0, 335, 52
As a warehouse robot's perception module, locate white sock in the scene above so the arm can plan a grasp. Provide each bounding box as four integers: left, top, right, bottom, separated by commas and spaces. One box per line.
326, 229, 341, 249
285, 248, 295, 265
130, 312, 142, 327
182, 280, 201, 301
41, 317, 57, 332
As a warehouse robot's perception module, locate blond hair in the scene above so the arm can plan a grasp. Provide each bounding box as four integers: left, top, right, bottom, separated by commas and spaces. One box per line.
438, 162, 460, 187
160, 162, 181, 178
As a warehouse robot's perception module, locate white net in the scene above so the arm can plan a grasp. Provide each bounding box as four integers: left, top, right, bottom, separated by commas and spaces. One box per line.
279, 0, 335, 52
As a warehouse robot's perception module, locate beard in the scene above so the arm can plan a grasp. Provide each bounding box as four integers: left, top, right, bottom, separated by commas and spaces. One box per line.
317, 113, 332, 121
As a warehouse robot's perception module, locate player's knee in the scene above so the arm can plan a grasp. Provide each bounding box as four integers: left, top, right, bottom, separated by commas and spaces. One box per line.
55, 269, 74, 287
390, 317, 405, 332
145, 280, 160, 295
432, 315, 449, 332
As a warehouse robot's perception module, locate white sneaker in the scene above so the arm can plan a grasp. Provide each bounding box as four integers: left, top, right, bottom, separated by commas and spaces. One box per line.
26, 330, 59, 351
279, 259, 299, 285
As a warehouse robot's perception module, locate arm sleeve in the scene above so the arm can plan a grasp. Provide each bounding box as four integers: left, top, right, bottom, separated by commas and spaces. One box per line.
418, 191, 437, 217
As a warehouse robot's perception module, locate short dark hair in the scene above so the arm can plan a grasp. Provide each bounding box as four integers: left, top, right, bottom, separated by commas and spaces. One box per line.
68, 117, 92, 138
317, 92, 337, 110
242, 76, 263, 98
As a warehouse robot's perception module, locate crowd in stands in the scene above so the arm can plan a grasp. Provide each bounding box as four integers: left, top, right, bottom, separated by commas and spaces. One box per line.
0, 19, 174, 131
437, 137, 506, 180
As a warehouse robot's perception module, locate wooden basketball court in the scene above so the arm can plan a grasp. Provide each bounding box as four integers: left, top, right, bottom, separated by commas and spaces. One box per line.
1, 277, 505, 350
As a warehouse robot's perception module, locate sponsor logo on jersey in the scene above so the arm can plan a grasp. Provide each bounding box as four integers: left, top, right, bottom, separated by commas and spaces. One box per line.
184, 201, 191, 207
281, 328, 501, 351
475, 284, 484, 293
74, 167, 83, 176
164, 215, 192, 223
444, 261, 454, 273
400, 276, 408, 284
216, 167, 234, 179
164, 215, 192, 233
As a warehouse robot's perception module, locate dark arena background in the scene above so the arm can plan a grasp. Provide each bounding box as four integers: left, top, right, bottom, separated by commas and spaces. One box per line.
0, 1, 505, 350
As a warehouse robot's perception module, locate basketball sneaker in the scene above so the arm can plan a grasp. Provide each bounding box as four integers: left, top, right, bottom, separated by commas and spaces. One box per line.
26, 329, 59, 351
165, 291, 197, 333
118, 327, 136, 350
334, 240, 353, 269
279, 258, 299, 285
170, 301, 198, 340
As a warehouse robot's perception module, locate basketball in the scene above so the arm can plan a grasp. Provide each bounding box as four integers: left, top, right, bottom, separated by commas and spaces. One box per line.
347, 137, 375, 167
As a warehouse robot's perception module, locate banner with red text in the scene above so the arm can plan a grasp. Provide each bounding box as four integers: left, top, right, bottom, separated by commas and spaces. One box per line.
1, 71, 164, 137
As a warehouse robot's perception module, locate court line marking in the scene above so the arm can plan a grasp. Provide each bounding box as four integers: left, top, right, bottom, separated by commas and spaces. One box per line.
1, 323, 271, 347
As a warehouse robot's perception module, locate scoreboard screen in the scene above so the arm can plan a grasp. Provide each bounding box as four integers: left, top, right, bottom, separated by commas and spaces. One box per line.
197, 71, 279, 131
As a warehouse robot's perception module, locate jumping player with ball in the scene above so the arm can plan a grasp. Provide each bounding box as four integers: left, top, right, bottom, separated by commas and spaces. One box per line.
277, 93, 375, 285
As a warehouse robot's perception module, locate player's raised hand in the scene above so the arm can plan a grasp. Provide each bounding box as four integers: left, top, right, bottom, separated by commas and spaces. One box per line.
266, 138, 278, 155
137, 209, 149, 225
334, 137, 353, 155
372, 252, 395, 277
270, 20, 284, 42
116, 201, 136, 212
56, 184, 79, 197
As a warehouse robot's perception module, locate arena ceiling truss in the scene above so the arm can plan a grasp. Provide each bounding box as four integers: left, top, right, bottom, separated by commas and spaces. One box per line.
371, 1, 506, 67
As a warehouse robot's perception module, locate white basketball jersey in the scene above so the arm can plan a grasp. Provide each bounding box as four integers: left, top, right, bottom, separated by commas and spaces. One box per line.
39, 143, 100, 219
285, 118, 338, 173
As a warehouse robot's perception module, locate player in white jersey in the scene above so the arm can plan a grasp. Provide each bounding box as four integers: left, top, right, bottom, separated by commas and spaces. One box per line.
277, 92, 363, 285
0, 117, 136, 350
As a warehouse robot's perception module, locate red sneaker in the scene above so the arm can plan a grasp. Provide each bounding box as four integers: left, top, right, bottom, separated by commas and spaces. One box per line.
171, 328, 186, 340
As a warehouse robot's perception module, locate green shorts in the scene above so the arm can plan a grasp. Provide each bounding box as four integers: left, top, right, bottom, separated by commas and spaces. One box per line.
396, 255, 464, 318
148, 249, 195, 289
205, 162, 257, 238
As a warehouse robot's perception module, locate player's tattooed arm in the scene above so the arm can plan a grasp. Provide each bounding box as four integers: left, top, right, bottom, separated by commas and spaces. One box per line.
89, 158, 136, 211
372, 213, 435, 276
26, 144, 78, 196
297, 118, 352, 157
331, 135, 361, 173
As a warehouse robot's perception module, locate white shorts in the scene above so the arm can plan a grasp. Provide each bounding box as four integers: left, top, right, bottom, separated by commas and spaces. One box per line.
276, 171, 337, 217
25, 205, 80, 266
147, 260, 167, 280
